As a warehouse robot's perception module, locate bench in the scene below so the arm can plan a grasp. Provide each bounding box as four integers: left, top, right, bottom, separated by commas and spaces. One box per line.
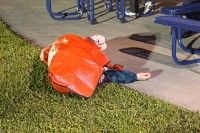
154, 4, 200, 65
46, 0, 109, 24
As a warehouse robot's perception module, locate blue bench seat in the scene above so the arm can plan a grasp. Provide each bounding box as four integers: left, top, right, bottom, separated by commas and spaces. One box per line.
160, 3, 200, 15
154, 16, 200, 33
154, 16, 200, 65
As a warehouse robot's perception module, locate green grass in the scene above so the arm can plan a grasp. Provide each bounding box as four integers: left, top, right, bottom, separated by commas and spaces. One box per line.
0, 20, 200, 133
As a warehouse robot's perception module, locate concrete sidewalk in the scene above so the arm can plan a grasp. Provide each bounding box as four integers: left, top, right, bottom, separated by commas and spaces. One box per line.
1, 0, 200, 111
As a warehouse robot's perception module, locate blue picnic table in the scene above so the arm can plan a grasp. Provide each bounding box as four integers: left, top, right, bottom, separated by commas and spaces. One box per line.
46, 0, 155, 24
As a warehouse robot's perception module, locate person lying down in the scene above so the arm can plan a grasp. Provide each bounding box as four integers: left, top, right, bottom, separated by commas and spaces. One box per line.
40, 34, 151, 97
88, 35, 151, 84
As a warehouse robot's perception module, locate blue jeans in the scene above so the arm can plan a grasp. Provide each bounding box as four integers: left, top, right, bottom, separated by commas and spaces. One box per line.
103, 70, 137, 84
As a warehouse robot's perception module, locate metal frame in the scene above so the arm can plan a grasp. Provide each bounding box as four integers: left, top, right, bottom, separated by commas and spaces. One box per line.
154, 16, 200, 65
86, 0, 95, 24
171, 27, 200, 65
46, 0, 85, 21
116, 0, 126, 23
86, 0, 114, 24
155, 4, 200, 65
46, 0, 155, 24
104, 0, 113, 11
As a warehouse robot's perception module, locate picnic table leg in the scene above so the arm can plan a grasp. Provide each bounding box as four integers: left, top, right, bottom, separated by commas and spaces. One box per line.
116, 0, 125, 23
177, 28, 200, 55
171, 27, 200, 65
104, 0, 113, 11
86, 0, 95, 24
46, 0, 84, 20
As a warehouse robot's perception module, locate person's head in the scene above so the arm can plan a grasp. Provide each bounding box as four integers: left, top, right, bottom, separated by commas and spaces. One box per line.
89, 35, 107, 51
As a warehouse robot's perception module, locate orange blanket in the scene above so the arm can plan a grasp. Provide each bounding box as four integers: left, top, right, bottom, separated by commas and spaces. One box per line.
40, 34, 110, 97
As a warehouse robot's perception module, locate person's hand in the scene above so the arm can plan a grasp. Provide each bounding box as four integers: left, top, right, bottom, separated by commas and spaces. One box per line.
136, 72, 151, 81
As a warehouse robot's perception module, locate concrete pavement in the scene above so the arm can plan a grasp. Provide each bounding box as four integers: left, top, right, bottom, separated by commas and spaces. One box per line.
1, 0, 200, 111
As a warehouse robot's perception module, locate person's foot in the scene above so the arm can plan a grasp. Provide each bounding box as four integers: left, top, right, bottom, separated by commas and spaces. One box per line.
125, 10, 136, 18
136, 72, 151, 81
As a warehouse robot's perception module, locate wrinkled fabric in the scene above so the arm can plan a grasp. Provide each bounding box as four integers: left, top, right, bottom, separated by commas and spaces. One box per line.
103, 70, 137, 84
40, 34, 110, 97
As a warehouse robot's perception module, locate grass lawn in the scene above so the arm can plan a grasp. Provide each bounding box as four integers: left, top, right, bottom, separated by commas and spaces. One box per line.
0, 20, 200, 133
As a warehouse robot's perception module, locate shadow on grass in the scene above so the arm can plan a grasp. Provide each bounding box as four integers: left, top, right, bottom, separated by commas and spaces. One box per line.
28, 55, 53, 93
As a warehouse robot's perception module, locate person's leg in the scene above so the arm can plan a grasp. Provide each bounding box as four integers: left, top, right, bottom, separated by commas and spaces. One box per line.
129, 0, 136, 13
102, 70, 137, 83
100, 70, 151, 84
125, 0, 136, 17
135, 0, 139, 13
